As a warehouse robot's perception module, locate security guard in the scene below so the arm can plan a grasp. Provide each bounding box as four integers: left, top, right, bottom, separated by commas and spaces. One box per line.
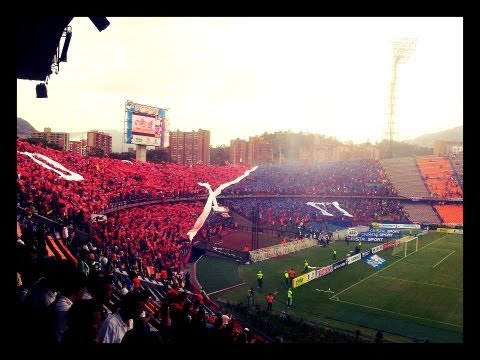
287, 288, 293, 308
257, 270, 263, 288
284, 270, 289, 287
303, 260, 309, 273
332, 249, 337, 261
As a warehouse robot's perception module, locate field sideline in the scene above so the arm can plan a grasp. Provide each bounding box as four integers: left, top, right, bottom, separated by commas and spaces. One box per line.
196, 232, 463, 343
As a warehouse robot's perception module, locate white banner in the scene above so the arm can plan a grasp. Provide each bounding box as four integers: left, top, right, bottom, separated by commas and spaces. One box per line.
249, 238, 317, 262
396, 223, 421, 229
19, 151, 84, 181
187, 166, 257, 241
371, 244, 384, 254
346, 253, 362, 264
378, 223, 397, 229
306, 270, 317, 281
331, 201, 353, 217
306, 202, 333, 216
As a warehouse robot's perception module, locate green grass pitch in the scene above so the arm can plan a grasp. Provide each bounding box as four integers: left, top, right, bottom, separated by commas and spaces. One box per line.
196, 232, 463, 343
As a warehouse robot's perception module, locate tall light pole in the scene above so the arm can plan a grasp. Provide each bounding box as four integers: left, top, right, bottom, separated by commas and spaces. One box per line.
384, 38, 416, 158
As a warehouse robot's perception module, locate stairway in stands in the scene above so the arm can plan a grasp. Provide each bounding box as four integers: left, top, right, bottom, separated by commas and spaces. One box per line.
380, 157, 431, 198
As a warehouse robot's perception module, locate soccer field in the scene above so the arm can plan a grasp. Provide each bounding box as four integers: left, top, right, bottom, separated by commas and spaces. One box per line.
197, 232, 463, 343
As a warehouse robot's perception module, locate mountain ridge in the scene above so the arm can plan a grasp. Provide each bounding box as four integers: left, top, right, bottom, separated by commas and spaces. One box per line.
404, 125, 463, 148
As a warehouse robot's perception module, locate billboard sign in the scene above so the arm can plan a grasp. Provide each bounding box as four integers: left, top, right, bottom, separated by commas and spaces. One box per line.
316, 265, 333, 278
332, 259, 347, 271
293, 274, 308, 288
361, 249, 371, 258
346, 253, 361, 264
124, 101, 168, 147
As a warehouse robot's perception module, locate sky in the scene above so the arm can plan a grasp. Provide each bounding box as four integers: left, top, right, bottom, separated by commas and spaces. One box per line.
17, 17, 463, 147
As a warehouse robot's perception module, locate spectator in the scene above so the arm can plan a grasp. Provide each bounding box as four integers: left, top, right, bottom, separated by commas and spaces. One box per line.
98, 289, 149, 343
266, 293, 274, 312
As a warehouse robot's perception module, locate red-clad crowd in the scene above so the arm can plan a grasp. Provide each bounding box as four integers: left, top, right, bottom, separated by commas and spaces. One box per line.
17, 139, 248, 230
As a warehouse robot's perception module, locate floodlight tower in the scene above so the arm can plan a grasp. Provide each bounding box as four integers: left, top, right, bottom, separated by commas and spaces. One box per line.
384, 38, 416, 158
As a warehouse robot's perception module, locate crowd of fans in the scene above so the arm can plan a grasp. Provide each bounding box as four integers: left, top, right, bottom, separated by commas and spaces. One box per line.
17, 139, 249, 231
16, 215, 266, 344
15, 139, 462, 344
225, 198, 408, 231
222, 160, 398, 196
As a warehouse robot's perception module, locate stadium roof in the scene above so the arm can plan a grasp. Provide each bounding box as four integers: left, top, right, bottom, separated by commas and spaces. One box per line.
17, 17, 74, 81
17, 17, 109, 82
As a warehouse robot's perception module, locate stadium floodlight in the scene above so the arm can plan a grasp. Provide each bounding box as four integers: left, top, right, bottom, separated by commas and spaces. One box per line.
59, 26, 73, 63
89, 17, 110, 32
392, 38, 416, 64
36, 83, 48, 98
384, 38, 416, 158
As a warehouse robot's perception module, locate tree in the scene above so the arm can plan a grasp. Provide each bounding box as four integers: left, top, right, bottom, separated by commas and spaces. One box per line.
377, 140, 433, 159
25, 137, 63, 151
109, 152, 136, 161
146, 148, 171, 163
210, 145, 230, 165
88, 147, 105, 158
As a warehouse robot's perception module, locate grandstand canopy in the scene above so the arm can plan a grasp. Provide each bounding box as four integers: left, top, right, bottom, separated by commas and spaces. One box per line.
17, 17, 75, 81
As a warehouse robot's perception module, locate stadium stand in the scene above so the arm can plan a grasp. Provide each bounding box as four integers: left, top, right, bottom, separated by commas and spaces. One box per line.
380, 157, 431, 198
449, 154, 463, 189
402, 202, 441, 224
434, 204, 463, 224
416, 156, 463, 198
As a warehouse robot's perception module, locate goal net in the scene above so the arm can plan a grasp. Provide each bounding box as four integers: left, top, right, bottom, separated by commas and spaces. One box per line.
392, 236, 418, 257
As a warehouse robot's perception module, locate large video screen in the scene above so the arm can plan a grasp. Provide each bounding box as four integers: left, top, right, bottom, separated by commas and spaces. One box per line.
125, 101, 166, 147
132, 113, 156, 136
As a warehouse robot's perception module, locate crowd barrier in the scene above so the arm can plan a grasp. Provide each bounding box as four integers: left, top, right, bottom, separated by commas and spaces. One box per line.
249, 238, 317, 263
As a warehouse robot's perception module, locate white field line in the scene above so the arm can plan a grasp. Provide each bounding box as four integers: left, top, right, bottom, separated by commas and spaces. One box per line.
207, 282, 245, 296
329, 234, 449, 301
334, 298, 462, 328
433, 250, 456, 268
373, 274, 463, 291
398, 261, 432, 268
191, 255, 203, 292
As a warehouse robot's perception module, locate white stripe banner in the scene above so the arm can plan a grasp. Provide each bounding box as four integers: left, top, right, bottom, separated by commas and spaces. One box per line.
331, 201, 353, 217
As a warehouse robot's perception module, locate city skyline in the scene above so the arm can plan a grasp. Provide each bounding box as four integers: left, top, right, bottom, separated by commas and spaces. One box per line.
17, 17, 463, 147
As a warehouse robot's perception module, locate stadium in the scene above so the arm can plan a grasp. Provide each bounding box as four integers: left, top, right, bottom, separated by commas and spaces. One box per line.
16, 139, 463, 344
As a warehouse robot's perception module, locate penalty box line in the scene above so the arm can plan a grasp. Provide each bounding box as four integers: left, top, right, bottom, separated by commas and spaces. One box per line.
329, 234, 449, 301
333, 298, 462, 329
433, 250, 456, 268
373, 274, 463, 291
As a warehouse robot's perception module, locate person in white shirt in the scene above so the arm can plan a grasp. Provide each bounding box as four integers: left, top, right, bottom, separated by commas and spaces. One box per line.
50, 270, 87, 342
98, 290, 148, 343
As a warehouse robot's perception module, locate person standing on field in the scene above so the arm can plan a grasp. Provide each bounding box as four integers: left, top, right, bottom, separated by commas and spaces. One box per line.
288, 268, 295, 287
287, 288, 293, 308
303, 260, 309, 273
332, 249, 337, 261
247, 287, 255, 305
257, 270, 263, 289
266, 293, 274, 312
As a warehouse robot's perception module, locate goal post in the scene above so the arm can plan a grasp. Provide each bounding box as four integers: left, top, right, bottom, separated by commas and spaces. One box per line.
392, 236, 418, 257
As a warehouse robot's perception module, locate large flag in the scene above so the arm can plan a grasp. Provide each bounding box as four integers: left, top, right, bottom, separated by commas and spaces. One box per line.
331, 201, 353, 217
306, 202, 334, 216
187, 166, 258, 241
18, 151, 84, 181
